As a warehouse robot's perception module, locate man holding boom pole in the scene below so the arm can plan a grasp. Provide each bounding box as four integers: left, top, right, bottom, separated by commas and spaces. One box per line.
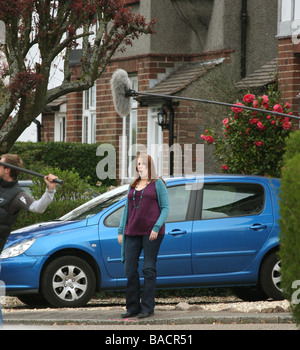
0, 153, 58, 254
0, 154, 58, 326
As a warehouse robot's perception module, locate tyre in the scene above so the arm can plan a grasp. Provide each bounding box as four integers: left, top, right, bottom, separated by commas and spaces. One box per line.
41, 256, 96, 308
260, 251, 284, 300
17, 294, 49, 307
233, 286, 269, 302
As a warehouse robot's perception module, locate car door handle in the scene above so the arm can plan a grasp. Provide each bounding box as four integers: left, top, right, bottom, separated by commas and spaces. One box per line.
168, 229, 187, 236
249, 224, 267, 230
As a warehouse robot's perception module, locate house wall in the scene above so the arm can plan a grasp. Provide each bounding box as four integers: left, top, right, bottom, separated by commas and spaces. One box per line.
278, 37, 300, 116
40, 0, 280, 179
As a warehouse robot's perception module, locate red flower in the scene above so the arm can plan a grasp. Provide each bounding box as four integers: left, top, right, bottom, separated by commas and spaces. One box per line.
282, 121, 292, 130
262, 95, 269, 109
273, 104, 283, 113
256, 121, 265, 130
253, 100, 259, 108
221, 165, 229, 171
255, 141, 263, 147
222, 118, 229, 125
231, 102, 244, 114
201, 134, 214, 143
243, 94, 255, 103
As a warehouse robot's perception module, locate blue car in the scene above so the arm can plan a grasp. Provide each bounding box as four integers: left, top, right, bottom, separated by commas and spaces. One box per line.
0, 175, 283, 307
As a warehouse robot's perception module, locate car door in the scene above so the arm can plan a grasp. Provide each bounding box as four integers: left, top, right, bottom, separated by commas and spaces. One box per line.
156, 183, 194, 278
99, 183, 195, 280
191, 180, 274, 275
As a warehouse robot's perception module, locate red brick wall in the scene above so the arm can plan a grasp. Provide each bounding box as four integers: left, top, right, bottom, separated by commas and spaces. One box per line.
41, 112, 55, 141
278, 37, 300, 116
66, 65, 83, 142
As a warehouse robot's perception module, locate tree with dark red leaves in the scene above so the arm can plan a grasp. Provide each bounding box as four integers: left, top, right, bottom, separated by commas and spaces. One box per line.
0, 0, 155, 152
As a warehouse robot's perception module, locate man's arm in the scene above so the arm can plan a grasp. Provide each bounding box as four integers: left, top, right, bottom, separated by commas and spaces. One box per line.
9, 174, 58, 214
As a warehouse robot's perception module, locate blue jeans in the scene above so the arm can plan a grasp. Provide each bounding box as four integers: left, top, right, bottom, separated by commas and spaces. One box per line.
124, 234, 163, 314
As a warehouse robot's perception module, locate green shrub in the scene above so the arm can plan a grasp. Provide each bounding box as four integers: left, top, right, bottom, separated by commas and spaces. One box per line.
279, 132, 300, 324
201, 87, 293, 177
10, 141, 117, 188
13, 167, 102, 230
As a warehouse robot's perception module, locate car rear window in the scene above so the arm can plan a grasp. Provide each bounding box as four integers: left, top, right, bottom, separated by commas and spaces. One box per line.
201, 183, 265, 220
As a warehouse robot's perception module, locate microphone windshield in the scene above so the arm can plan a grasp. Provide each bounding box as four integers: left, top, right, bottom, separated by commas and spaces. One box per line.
110, 69, 132, 117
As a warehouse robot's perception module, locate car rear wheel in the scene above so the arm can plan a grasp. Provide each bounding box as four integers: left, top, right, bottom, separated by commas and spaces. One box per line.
260, 251, 284, 300
41, 256, 96, 308
232, 286, 269, 302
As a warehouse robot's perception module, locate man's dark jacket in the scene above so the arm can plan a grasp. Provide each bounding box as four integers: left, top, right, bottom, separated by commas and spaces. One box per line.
0, 179, 23, 253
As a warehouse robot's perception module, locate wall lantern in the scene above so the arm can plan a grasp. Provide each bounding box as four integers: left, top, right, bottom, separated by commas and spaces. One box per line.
157, 106, 169, 129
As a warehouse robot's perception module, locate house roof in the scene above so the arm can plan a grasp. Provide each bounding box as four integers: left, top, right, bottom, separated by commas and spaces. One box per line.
44, 95, 67, 112
137, 58, 226, 104
235, 58, 278, 89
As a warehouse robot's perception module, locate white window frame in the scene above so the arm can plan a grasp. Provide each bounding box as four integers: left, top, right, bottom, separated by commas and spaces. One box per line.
54, 102, 67, 142
121, 75, 138, 181
278, 0, 300, 36
82, 85, 96, 144
147, 106, 163, 176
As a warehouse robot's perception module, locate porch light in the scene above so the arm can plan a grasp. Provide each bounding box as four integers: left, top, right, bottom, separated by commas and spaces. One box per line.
157, 106, 169, 129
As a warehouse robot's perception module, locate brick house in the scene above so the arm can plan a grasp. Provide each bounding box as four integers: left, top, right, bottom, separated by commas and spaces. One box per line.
277, 0, 300, 118
41, 0, 278, 182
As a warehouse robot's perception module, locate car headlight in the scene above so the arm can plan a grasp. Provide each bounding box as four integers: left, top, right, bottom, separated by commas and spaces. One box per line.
0, 238, 36, 259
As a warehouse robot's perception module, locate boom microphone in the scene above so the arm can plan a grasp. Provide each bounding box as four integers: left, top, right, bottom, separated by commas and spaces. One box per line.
0, 161, 63, 185
110, 69, 133, 117
110, 69, 300, 121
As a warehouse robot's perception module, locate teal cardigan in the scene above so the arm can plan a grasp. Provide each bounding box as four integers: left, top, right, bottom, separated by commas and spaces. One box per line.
118, 178, 169, 263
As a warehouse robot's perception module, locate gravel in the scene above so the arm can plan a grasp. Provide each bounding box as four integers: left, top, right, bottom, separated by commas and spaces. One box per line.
1, 295, 291, 314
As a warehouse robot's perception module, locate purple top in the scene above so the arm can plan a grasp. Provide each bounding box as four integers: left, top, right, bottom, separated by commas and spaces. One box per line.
124, 181, 165, 236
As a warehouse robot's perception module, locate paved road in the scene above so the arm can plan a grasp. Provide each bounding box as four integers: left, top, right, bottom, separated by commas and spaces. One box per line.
2, 305, 298, 331
2, 323, 299, 330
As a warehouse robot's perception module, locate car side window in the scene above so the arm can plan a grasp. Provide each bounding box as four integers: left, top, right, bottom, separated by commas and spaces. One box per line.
104, 184, 192, 227
166, 185, 192, 222
105, 206, 124, 227
201, 183, 265, 220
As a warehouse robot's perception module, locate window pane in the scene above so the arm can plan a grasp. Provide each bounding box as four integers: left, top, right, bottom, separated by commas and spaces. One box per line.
105, 206, 124, 227
90, 85, 96, 108
201, 183, 265, 220
91, 113, 96, 144
295, 0, 300, 20
281, 0, 292, 21
166, 185, 192, 222
83, 116, 88, 143
84, 90, 89, 110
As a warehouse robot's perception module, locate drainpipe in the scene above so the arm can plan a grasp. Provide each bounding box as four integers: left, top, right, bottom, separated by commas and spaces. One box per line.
241, 0, 247, 79
168, 102, 174, 177
33, 119, 42, 142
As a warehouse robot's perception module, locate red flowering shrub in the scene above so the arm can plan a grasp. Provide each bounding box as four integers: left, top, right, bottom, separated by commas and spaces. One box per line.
201, 88, 294, 177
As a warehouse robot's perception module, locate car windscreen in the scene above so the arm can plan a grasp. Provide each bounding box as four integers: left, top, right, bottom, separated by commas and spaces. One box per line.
59, 188, 127, 221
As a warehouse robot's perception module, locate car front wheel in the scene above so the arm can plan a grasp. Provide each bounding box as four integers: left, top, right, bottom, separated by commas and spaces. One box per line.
260, 251, 284, 301
41, 256, 96, 308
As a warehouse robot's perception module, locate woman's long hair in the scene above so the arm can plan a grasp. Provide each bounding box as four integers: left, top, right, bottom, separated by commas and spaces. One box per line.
131, 154, 164, 188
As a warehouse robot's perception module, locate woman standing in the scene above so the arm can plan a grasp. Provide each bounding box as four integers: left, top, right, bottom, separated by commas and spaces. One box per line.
118, 154, 169, 319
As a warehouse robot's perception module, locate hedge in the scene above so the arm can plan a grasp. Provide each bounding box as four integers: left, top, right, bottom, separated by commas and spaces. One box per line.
10, 141, 117, 188
279, 130, 300, 324
13, 167, 100, 230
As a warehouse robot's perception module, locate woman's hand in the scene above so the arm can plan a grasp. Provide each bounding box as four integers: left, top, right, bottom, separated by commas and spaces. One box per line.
118, 234, 123, 245
149, 230, 158, 241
